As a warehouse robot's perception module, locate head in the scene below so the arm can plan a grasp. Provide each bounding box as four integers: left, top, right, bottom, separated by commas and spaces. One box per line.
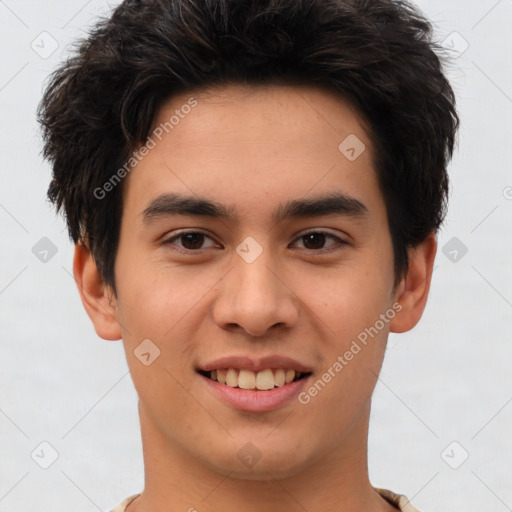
38, 0, 458, 482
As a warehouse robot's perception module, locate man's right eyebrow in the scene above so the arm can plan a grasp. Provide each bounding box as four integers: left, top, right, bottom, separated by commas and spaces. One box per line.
141, 193, 236, 223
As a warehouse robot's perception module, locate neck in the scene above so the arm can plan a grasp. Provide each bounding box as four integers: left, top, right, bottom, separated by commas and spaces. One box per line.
127, 400, 396, 512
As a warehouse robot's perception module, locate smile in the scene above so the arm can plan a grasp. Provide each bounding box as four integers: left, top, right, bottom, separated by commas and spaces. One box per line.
199, 368, 310, 391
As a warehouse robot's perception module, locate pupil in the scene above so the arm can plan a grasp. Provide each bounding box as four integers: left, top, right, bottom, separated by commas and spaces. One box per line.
182, 233, 204, 249
303, 233, 325, 249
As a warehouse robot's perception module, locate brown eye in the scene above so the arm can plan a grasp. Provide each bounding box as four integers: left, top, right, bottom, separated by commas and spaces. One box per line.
302, 232, 327, 250
291, 231, 347, 252
180, 232, 205, 250
163, 230, 219, 252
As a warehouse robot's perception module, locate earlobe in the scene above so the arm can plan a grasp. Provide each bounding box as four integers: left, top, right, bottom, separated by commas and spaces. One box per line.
73, 242, 122, 341
390, 232, 437, 333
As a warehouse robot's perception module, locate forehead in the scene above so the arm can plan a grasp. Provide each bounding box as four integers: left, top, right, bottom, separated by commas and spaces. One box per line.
154, 82, 372, 155
121, 83, 382, 224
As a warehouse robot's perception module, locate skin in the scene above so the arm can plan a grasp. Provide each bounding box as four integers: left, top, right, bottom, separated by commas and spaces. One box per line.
74, 83, 436, 512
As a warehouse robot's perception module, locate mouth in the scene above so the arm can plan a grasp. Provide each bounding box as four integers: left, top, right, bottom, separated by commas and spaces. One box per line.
196, 355, 314, 411
198, 368, 312, 391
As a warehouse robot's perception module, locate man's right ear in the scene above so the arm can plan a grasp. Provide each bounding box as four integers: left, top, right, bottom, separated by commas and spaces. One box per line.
73, 242, 122, 341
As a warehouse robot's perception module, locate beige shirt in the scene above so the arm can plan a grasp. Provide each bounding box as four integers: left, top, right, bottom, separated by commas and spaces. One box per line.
109, 488, 420, 511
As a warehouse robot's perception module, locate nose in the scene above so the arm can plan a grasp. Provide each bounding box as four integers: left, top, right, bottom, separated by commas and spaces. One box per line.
212, 248, 299, 337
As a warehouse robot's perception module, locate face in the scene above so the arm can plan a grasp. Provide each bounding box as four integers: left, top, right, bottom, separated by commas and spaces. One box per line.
112, 83, 400, 479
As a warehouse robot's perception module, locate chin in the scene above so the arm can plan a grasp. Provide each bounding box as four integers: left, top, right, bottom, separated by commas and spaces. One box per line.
201, 442, 314, 481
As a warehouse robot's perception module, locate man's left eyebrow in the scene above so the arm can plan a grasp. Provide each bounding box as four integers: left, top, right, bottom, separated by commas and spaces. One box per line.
272, 193, 368, 224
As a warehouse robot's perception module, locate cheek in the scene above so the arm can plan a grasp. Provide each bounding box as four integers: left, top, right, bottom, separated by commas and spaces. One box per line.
294, 278, 392, 440
113, 259, 228, 397
113, 261, 206, 424
290, 256, 394, 341
115, 250, 208, 339
287, 250, 394, 409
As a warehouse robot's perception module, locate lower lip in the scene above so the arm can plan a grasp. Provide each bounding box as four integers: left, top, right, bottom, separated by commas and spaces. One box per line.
199, 373, 311, 412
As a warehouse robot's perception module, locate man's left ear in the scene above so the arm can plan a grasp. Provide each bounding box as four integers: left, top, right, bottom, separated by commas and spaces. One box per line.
390, 232, 437, 333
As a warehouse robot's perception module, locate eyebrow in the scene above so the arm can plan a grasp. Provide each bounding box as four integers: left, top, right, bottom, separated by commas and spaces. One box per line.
141, 192, 368, 225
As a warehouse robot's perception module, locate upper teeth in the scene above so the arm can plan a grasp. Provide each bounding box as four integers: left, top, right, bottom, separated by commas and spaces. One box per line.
209, 368, 300, 390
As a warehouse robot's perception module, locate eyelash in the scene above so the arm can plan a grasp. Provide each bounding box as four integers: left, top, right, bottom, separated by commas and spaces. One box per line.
161, 229, 348, 254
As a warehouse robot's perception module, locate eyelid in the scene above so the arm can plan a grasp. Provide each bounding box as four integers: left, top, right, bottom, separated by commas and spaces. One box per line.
162, 229, 221, 252
292, 228, 348, 241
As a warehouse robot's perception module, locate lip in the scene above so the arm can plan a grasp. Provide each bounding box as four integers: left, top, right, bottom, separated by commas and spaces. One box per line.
199, 372, 312, 412
197, 355, 313, 374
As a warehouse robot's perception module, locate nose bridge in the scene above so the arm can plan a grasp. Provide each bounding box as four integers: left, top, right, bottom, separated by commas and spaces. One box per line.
237, 251, 280, 305
212, 239, 299, 335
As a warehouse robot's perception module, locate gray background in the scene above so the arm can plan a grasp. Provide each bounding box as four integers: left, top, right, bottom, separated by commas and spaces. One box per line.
1, 1, 511, 510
